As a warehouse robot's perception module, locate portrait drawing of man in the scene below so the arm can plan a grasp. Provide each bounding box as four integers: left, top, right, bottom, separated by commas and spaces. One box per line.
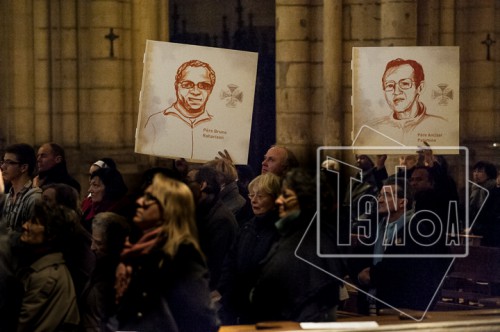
135, 41, 259, 164
368, 58, 447, 145
144, 59, 216, 160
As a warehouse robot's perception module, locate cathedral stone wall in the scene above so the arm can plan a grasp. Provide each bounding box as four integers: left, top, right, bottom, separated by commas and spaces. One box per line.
275, 0, 500, 171
0, 0, 499, 193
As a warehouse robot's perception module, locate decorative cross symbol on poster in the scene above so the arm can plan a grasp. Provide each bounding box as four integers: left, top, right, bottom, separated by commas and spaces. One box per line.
135, 41, 258, 164
351, 47, 459, 154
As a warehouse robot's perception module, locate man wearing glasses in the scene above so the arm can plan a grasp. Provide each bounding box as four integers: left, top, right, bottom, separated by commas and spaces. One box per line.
1, 143, 42, 234
369, 58, 447, 144
144, 60, 216, 160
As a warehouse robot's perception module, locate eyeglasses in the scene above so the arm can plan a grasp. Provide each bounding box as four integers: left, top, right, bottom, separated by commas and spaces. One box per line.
179, 80, 213, 90
140, 192, 161, 209
383, 78, 415, 92
0, 160, 22, 167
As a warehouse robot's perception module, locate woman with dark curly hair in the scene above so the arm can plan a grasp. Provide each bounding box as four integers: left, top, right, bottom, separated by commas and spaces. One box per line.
250, 168, 345, 323
81, 167, 132, 233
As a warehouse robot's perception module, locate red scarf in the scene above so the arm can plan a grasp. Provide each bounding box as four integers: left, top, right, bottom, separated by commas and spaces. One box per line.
115, 227, 163, 303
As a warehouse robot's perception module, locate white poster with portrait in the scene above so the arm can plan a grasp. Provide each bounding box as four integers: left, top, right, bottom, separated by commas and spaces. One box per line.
351, 47, 459, 153
135, 40, 258, 164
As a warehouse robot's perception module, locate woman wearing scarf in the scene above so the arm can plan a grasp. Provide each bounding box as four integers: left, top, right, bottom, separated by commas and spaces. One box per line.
114, 174, 218, 332
81, 167, 132, 233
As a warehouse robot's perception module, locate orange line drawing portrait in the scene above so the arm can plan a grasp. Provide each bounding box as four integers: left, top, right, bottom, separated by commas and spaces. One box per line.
147, 60, 216, 129
135, 41, 258, 164
145, 60, 216, 159
369, 58, 447, 140
351, 47, 459, 151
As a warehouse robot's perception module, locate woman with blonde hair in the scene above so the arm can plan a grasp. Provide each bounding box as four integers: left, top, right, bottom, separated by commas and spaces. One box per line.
115, 174, 218, 332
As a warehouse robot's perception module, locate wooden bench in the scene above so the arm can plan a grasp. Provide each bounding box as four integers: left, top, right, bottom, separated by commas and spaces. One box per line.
437, 246, 500, 310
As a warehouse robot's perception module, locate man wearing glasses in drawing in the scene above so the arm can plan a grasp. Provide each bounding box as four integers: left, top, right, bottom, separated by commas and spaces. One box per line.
369, 58, 447, 144
144, 60, 216, 160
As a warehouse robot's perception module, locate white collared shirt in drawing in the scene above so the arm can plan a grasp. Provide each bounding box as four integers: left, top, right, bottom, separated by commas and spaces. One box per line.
163, 104, 213, 129
143, 104, 216, 161
367, 101, 448, 145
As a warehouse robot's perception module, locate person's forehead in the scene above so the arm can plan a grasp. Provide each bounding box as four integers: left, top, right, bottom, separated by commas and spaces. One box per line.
38, 144, 54, 155
384, 64, 414, 80
3, 152, 19, 161
92, 228, 104, 238
180, 66, 210, 81
381, 184, 397, 193
267, 147, 286, 158
90, 176, 103, 184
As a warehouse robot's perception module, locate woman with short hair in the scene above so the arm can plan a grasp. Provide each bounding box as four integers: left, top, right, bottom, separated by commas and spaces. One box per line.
16, 202, 80, 332
218, 172, 282, 324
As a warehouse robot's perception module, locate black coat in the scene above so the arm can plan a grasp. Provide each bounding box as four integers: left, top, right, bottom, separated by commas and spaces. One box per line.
218, 209, 280, 324
250, 211, 344, 322
196, 198, 239, 290
37, 162, 81, 193
79, 255, 119, 331
116, 244, 218, 332
350, 211, 451, 315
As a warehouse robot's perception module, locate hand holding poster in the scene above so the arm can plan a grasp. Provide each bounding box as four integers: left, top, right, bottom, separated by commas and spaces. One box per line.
352, 47, 459, 153
135, 41, 258, 164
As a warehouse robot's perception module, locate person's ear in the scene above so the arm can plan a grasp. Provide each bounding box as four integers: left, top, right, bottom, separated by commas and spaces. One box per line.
416, 81, 424, 94
19, 163, 29, 175
200, 181, 208, 193
55, 155, 63, 164
398, 198, 408, 210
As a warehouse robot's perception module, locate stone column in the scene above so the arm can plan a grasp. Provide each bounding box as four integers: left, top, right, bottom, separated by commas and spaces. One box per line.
131, 0, 169, 142
380, 0, 417, 45
79, 0, 131, 148
7, 1, 36, 143
457, 0, 497, 143
35, 0, 80, 146
276, 0, 312, 164
439, 0, 455, 46
323, 0, 343, 148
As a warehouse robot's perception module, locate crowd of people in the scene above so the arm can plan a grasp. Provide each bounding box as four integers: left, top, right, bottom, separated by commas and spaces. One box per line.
0, 141, 499, 331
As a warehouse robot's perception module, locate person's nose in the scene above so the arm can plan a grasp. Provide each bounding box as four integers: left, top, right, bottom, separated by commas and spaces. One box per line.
136, 196, 145, 206
190, 86, 201, 94
377, 194, 385, 203
393, 84, 404, 94
275, 195, 284, 205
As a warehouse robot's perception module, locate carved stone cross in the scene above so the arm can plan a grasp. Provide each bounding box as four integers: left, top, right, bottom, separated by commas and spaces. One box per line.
481, 33, 496, 61
105, 28, 119, 58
